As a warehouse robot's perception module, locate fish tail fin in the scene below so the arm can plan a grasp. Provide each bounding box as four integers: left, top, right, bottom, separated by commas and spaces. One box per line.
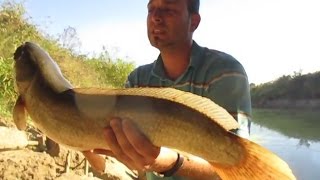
210, 135, 296, 180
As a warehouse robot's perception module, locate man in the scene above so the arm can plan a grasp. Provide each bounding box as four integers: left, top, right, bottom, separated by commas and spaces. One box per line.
85, 0, 252, 179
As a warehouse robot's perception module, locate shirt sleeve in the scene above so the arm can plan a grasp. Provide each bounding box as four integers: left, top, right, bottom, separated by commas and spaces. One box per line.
204, 63, 252, 138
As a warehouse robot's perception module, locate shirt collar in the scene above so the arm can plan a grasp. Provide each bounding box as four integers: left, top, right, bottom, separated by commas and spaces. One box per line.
151, 41, 204, 80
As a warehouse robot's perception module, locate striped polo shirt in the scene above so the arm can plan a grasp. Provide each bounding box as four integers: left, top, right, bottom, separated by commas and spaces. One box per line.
125, 41, 252, 180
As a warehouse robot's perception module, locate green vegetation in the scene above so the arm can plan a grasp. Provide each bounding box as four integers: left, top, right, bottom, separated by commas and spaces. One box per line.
251, 71, 320, 107
251, 71, 320, 140
0, 1, 135, 117
252, 108, 320, 142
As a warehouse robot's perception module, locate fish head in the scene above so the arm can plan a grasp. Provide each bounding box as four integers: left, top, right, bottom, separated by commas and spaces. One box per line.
14, 41, 73, 94
13, 43, 38, 95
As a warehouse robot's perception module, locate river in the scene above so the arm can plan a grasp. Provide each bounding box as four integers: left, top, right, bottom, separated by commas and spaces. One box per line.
250, 122, 320, 180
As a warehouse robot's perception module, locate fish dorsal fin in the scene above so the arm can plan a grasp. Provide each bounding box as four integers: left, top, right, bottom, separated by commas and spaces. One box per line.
24, 42, 73, 93
122, 88, 239, 131
78, 87, 240, 131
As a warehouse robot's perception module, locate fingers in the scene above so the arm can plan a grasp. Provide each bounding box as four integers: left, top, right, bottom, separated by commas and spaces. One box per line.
91, 117, 163, 171
103, 126, 125, 157
103, 125, 138, 170
102, 118, 162, 171
122, 119, 160, 160
110, 119, 149, 168
82, 151, 106, 173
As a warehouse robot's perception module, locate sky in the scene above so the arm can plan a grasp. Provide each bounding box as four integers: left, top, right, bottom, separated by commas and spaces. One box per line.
5, 0, 320, 84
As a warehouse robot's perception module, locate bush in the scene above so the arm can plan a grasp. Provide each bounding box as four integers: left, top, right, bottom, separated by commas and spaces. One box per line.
0, 1, 136, 117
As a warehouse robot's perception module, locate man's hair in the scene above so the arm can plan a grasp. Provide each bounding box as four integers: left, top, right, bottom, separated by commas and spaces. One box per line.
187, 0, 200, 14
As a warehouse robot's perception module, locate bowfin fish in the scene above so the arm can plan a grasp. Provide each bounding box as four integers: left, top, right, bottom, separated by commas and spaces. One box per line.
13, 42, 296, 180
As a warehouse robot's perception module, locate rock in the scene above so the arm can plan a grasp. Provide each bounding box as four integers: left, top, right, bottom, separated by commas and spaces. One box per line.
0, 117, 15, 127
0, 149, 56, 180
0, 126, 28, 150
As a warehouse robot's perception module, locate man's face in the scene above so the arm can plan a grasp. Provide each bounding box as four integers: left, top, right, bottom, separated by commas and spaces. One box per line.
147, 0, 194, 50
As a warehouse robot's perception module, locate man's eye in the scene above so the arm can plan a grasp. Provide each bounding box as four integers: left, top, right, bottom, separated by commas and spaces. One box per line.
163, 8, 176, 15
148, 9, 153, 14
147, 7, 176, 15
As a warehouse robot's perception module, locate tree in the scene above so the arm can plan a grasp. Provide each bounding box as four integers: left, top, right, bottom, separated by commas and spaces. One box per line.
58, 26, 82, 54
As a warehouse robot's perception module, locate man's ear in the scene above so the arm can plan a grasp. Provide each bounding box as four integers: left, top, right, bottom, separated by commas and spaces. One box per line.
190, 13, 201, 32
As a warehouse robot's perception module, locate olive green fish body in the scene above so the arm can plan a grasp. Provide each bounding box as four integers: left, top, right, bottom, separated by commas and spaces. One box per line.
13, 42, 296, 180
23, 75, 243, 165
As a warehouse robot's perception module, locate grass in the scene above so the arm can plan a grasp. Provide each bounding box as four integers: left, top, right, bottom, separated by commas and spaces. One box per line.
252, 108, 320, 142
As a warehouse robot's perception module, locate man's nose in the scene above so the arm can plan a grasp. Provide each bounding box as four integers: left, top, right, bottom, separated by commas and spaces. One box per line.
149, 9, 163, 24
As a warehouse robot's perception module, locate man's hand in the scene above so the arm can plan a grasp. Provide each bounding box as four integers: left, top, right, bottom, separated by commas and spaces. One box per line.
91, 118, 178, 172
83, 118, 220, 180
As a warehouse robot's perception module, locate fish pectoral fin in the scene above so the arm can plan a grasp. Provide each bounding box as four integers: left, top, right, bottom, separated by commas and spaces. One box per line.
82, 150, 106, 173
211, 135, 296, 180
13, 96, 27, 130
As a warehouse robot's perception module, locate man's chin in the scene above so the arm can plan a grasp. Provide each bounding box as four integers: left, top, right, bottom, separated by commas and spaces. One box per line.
150, 40, 171, 50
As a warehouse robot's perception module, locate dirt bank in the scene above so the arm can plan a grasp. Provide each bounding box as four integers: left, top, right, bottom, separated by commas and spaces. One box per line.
0, 118, 139, 180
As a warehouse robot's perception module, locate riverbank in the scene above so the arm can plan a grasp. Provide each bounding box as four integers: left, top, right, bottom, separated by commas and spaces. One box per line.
253, 98, 320, 109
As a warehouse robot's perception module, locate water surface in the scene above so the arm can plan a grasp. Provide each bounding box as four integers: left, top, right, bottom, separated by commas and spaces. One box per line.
251, 123, 320, 180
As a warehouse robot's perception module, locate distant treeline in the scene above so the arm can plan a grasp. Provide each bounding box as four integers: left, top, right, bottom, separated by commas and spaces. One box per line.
250, 71, 320, 108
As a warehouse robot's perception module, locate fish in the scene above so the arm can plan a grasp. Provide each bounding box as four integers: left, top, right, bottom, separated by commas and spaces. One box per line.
12, 41, 296, 180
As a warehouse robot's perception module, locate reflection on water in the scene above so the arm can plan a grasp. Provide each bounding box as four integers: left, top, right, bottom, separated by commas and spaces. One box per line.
250, 123, 320, 180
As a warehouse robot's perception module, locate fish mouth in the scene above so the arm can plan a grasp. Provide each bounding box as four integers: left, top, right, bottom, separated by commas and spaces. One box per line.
13, 44, 26, 61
